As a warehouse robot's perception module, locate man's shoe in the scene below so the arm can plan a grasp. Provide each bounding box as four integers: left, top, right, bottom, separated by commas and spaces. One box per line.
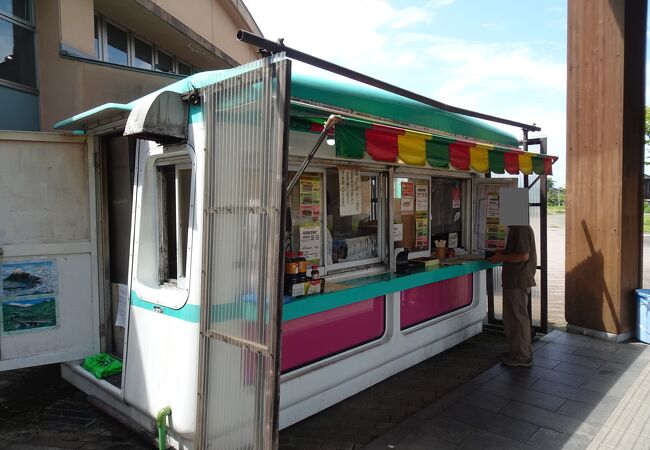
501, 355, 533, 368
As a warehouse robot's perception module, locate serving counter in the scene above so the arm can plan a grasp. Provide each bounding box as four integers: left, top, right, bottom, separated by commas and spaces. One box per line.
280, 259, 499, 373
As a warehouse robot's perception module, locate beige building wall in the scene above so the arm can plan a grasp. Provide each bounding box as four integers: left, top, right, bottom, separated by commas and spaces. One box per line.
36, 0, 261, 130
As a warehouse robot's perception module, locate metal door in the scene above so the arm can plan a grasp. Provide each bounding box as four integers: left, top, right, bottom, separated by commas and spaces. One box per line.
0, 132, 99, 370
196, 55, 291, 449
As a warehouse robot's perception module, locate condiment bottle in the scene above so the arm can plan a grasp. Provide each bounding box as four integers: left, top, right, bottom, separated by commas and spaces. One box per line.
310, 265, 320, 281
284, 252, 299, 293
297, 252, 308, 282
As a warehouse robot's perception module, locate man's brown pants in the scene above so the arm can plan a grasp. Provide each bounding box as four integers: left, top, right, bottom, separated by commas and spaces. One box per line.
503, 288, 532, 361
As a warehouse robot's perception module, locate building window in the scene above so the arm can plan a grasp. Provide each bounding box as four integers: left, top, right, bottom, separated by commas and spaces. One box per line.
133, 37, 152, 70
156, 49, 173, 73
105, 21, 128, 65
0, 0, 30, 23
177, 59, 192, 76
0, 2, 36, 89
93, 15, 100, 58
157, 161, 192, 286
94, 13, 194, 76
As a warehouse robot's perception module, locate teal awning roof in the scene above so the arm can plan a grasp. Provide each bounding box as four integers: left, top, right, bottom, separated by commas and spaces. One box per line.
54, 63, 519, 147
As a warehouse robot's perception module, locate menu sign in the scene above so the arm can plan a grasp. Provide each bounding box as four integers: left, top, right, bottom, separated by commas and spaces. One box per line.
300, 177, 321, 219
415, 183, 428, 212
339, 169, 362, 216
300, 224, 321, 264
485, 192, 507, 250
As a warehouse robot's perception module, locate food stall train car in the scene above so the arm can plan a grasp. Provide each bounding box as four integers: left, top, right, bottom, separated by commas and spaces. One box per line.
0, 55, 556, 449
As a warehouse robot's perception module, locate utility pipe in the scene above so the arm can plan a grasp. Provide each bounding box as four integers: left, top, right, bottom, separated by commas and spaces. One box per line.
286, 114, 342, 194
156, 406, 172, 450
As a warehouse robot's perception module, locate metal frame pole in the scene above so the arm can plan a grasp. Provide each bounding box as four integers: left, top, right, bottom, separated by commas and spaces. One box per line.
237, 30, 541, 133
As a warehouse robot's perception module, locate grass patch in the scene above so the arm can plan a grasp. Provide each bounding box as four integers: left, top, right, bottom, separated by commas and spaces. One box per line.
645, 214, 650, 233
547, 205, 565, 215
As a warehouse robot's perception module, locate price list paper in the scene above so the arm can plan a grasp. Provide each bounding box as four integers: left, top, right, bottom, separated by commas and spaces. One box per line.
339, 168, 362, 216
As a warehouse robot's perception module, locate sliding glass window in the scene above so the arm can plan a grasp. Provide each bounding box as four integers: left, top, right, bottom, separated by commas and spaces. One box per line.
0, 1, 35, 89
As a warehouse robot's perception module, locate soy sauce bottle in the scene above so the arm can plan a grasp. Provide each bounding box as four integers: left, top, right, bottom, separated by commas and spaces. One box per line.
284, 252, 299, 294
297, 252, 308, 283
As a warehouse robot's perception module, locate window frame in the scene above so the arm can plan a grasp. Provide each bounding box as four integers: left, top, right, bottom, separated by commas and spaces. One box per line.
176, 57, 192, 76
429, 176, 471, 252
155, 156, 195, 289
102, 18, 129, 66
155, 47, 174, 73
0, 0, 33, 27
131, 33, 154, 70
324, 168, 386, 274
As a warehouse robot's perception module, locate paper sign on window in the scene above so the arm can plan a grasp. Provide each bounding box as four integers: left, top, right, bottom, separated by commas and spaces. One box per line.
300, 224, 321, 264
393, 223, 403, 241
400, 181, 414, 215
300, 177, 321, 219
339, 169, 362, 217
415, 183, 428, 212
452, 187, 461, 209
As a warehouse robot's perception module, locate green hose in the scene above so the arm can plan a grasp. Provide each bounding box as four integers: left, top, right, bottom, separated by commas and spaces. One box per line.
156, 406, 172, 450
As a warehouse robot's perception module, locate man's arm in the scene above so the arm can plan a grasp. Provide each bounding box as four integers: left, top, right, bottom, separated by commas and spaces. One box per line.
488, 251, 530, 263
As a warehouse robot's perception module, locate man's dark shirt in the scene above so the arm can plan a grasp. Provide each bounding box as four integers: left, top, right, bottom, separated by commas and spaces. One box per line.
502, 225, 537, 289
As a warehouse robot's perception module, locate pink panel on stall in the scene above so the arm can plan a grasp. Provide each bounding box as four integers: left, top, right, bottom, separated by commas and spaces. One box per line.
400, 275, 473, 329
281, 296, 385, 373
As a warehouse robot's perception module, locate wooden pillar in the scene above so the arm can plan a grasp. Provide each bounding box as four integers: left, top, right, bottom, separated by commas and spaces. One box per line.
566, 0, 646, 338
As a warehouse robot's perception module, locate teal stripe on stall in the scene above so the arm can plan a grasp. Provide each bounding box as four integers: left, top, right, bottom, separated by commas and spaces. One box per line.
130, 291, 200, 323
129, 261, 498, 324
282, 261, 497, 321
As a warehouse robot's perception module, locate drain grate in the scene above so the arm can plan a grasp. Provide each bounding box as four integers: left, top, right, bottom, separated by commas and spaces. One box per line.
38, 406, 97, 431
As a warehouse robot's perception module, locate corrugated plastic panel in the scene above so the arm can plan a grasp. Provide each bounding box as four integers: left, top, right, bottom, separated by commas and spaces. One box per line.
199, 54, 289, 450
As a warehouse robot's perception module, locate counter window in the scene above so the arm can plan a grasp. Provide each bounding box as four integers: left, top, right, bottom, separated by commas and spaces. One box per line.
286, 168, 385, 274
325, 168, 383, 270
430, 178, 466, 250
393, 176, 430, 256
157, 161, 192, 286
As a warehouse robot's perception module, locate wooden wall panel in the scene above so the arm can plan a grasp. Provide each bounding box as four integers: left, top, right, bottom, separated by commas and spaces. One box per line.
565, 0, 646, 335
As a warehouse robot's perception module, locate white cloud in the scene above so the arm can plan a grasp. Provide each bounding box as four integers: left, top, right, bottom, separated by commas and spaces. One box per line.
244, 0, 567, 183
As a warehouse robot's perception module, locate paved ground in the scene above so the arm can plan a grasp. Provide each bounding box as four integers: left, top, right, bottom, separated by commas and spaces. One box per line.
279, 331, 506, 449
0, 365, 150, 449
366, 329, 650, 450
547, 213, 566, 329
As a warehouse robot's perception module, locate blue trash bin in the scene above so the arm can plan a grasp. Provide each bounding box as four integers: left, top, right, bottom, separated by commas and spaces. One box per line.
635, 289, 650, 344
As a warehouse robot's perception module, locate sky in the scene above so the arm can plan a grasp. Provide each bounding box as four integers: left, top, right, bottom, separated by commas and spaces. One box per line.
243, 0, 570, 185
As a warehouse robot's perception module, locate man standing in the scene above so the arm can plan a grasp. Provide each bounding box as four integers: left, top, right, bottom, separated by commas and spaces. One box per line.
488, 225, 537, 367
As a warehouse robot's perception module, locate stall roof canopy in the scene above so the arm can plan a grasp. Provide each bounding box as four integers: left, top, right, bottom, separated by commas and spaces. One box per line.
55, 59, 557, 174
55, 63, 517, 145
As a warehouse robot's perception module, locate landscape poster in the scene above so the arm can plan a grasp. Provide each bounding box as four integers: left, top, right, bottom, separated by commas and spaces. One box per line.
1, 260, 57, 298
2, 297, 57, 332
1, 259, 58, 334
